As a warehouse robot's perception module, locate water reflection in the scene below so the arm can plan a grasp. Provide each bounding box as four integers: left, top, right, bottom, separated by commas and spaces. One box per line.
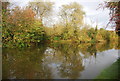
2, 42, 119, 79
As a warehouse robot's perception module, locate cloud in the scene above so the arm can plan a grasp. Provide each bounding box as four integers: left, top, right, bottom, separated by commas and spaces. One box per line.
79, 2, 113, 30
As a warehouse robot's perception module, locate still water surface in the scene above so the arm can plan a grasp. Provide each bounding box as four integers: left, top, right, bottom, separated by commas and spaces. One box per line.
2, 43, 119, 79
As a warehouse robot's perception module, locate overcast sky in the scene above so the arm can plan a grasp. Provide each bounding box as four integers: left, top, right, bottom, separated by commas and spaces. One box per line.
8, 0, 114, 30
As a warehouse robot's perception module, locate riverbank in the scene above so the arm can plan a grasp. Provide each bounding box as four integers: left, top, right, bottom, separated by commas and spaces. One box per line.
96, 58, 120, 79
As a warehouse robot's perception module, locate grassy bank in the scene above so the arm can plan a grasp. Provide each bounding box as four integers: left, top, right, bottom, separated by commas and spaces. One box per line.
96, 58, 120, 79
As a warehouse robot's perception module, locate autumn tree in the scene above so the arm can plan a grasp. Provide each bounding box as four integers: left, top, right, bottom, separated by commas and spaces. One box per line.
59, 2, 85, 39
2, 6, 47, 47
2, 1, 11, 43
104, 1, 120, 35
29, 0, 54, 26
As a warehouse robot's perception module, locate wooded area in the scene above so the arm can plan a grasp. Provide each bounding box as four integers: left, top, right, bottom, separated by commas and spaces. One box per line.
2, 0, 120, 79
2, 1, 119, 48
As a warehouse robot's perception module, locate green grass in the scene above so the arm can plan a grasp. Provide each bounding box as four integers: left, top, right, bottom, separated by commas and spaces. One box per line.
96, 58, 120, 79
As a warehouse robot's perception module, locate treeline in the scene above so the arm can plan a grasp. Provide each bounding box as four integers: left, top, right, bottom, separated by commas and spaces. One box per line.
48, 27, 118, 43
2, 1, 118, 48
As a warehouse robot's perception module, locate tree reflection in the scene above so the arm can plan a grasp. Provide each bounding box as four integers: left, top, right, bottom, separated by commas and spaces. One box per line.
2, 45, 52, 79
3, 42, 119, 79
56, 44, 84, 79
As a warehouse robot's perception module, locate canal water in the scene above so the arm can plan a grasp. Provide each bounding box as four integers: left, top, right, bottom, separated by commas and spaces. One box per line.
2, 43, 119, 79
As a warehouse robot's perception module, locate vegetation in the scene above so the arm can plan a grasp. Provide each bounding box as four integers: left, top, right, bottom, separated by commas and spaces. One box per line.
2, 1, 119, 79
2, 1, 119, 48
96, 58, 120, 79
104, 1, 120, 35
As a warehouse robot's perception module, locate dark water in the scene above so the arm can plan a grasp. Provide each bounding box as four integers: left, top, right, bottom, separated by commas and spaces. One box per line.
2, 43, 119, 79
